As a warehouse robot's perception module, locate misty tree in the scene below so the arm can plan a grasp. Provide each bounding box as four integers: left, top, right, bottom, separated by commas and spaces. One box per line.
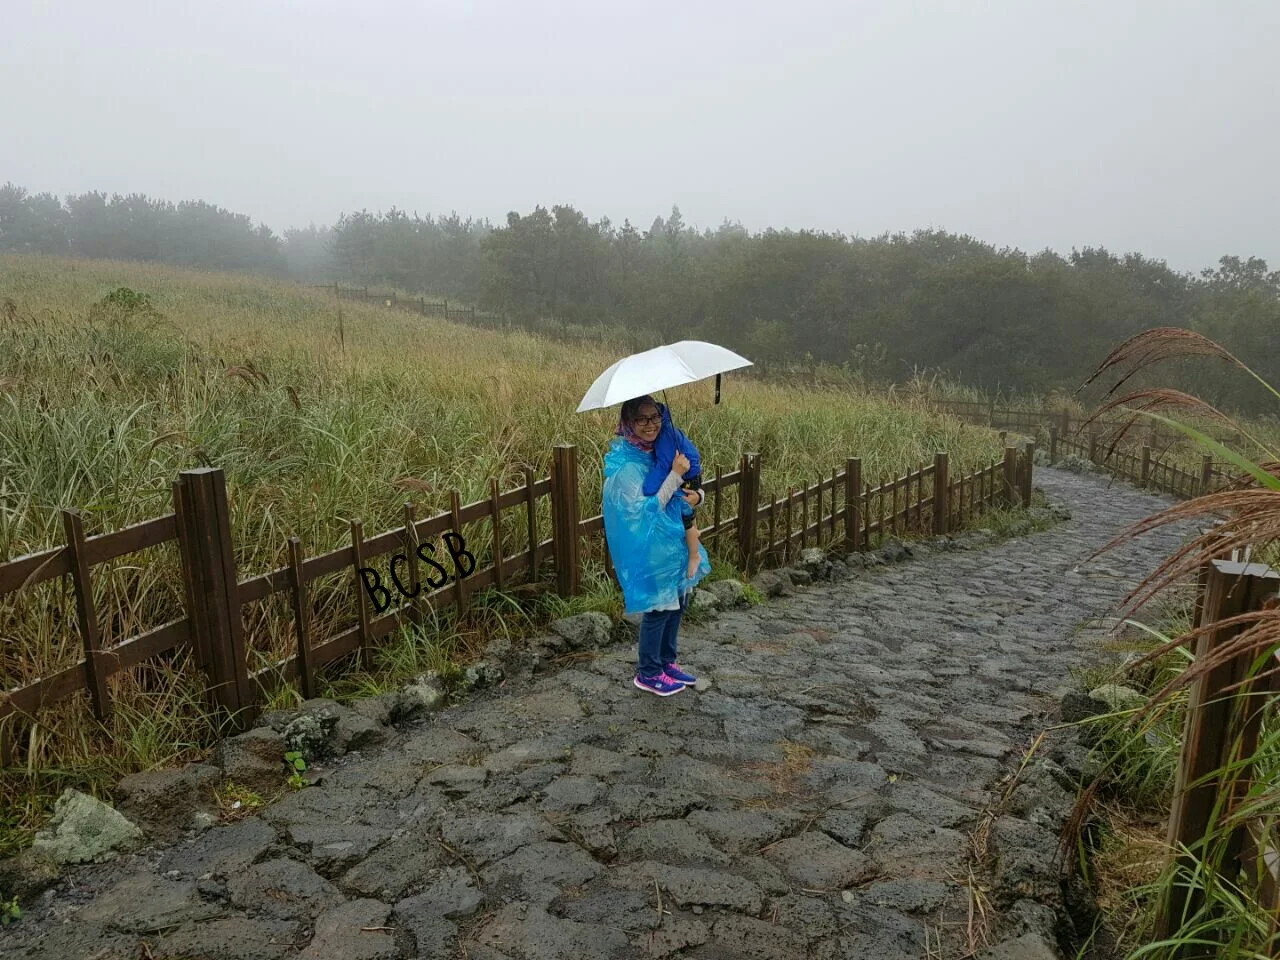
283, 224, 336, 283
0, 183, 286, 274
0, 183, 69, 254
328, 207, 488, 299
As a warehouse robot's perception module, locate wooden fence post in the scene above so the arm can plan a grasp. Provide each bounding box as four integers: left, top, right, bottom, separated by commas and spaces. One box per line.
489, 479, 505, 593
1141, 446, 1152, 487
737, 453, 762, 573
1020, 442, 1035, 507
1088, 430, 1099, 465
551, 445, 581, 597
286, 536, 316, 700
1048, 427, 1059, 464
62, 509, 111, 721
450, 491, 468, 615
350, 519, 373, 672
845, 457, 862, 551
1157, 559, 1280, 951
933, 452, 949, 535
1200, 454, 1215, 494
1002, 446, 1019, 507
401, 502, 423, 629
1059, 408, 1071, 439
174, 468, 253, 727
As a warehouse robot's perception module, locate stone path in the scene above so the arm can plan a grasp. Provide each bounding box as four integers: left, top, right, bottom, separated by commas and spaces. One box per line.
2, 468, 1191, 960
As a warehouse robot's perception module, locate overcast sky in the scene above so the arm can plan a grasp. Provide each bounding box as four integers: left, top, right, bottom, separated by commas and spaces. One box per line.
3, 1, 1277, 273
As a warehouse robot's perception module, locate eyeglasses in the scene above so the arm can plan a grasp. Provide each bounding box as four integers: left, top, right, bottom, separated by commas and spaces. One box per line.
631, 414, 662, 427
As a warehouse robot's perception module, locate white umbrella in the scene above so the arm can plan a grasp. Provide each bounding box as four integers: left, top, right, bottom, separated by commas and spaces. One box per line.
576, 340, 753, 413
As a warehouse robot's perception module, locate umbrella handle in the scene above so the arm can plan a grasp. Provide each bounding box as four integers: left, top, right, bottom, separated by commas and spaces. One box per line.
715, 373, 721, 405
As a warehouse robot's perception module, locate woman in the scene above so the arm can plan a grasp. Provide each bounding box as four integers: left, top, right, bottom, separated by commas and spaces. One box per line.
602, 395, 712, 696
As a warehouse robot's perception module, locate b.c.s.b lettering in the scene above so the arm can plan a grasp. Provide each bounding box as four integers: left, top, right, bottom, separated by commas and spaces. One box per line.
356, 531, 473, 614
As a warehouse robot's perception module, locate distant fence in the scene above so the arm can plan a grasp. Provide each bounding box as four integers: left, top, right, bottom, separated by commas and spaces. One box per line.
922, 398, 1248, 452
308, 283, 660, 351
311, 283, 499, 326
1047, 424, 1239, 499
0, 443, 1034, 766
920, 397, 1248, 499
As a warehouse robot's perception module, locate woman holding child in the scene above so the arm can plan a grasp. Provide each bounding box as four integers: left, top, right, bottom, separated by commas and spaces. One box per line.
602, 395, 712, 696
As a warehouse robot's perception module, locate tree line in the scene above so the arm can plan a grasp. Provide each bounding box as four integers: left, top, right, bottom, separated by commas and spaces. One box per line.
0, 183, 290, 275
3, 182, 1277, 411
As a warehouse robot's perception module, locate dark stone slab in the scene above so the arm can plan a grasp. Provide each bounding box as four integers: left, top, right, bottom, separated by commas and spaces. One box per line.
226, 857, 344, 920
160, 818, 278, 879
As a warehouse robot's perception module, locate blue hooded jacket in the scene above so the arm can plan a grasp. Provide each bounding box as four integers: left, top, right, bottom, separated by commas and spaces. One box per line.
641, 402, 702, 499
603, 436, 711, 615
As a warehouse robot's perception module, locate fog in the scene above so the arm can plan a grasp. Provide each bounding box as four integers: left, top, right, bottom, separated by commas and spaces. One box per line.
3, 0, 1277, 271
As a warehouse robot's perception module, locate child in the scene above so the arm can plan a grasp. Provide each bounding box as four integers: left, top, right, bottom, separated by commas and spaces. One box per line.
640, 402, 704, 582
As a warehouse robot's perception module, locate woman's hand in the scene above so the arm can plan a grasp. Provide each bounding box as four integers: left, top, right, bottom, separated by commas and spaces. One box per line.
683, 489, 703, 507
672, 452, 691, 475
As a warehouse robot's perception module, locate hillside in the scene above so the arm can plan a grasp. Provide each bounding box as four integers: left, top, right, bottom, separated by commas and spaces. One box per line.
0, 254, 1005, 569
6, 184, 1279, 413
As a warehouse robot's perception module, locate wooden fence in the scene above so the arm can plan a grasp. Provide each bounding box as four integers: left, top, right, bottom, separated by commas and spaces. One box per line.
923, 398, 1247, 453
0, 443, 1034, 765
1047, 425, 1238, 500
315, 283, 494, 325
1156, 557, 1280, 954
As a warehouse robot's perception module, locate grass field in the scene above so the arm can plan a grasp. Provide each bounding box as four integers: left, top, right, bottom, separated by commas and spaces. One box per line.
0, 254, 1013, 852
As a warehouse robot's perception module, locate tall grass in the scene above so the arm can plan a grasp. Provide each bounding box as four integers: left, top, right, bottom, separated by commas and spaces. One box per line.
1067, 327, 1280, 959
0, 254, 1008, 850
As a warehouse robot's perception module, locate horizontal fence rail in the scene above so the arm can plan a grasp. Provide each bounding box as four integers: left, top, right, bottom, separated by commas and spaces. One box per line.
1, 442, 1036, 765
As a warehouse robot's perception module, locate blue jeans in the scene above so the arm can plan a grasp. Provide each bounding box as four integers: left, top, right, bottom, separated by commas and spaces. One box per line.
637, 595, 686, 678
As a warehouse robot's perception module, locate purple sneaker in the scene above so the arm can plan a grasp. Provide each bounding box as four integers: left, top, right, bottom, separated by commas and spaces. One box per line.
634, 673, 686, 697
664, 662, 698, 685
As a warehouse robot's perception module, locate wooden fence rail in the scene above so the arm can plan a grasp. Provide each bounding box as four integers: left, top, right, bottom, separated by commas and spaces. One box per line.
1, 442, 1034, 765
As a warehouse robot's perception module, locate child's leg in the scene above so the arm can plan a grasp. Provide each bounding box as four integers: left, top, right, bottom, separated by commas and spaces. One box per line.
683, 513, 700, 580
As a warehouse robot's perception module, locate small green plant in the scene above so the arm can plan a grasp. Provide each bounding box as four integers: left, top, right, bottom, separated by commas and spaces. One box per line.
87, 286, 162, 328
1, 896, 21, 926
99, 286, 155, 313
284, 751, 309, 790
213, 782, 266, 820
742, 583, 767, 606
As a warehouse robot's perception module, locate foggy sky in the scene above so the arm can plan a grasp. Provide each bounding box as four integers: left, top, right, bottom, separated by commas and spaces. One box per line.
3, 0, 1277, 274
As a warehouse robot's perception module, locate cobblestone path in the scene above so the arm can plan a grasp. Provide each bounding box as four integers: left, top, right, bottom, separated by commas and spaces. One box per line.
3, 468, 1190, 959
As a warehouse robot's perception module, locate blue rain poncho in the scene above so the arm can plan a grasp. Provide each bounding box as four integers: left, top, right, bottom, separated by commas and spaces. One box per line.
603, 436, 711, 615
